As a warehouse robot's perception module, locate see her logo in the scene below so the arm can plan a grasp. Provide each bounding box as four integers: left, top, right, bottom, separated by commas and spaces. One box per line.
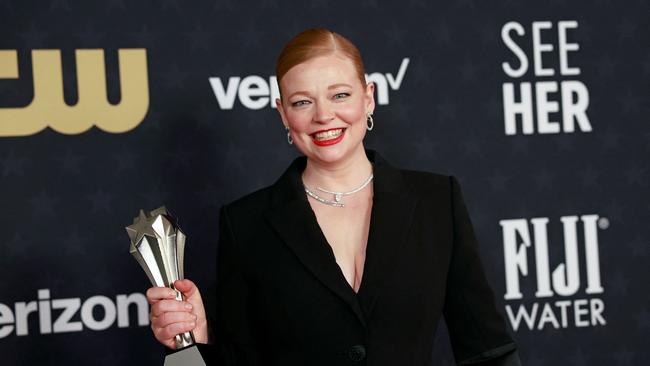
500, 21, 593, 135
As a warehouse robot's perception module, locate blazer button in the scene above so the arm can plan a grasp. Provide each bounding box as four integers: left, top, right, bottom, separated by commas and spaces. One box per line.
347, 344, 366, 362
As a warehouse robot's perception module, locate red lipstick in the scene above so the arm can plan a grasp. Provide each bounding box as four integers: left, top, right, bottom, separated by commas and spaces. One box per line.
311, 127, 346, 146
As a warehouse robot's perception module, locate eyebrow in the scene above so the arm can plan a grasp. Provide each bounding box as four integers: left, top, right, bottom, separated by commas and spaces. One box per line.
288, 83, 354, 99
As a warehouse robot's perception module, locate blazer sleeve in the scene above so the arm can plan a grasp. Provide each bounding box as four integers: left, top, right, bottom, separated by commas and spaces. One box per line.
206, 205, 261, 365
442, 176, 522, 366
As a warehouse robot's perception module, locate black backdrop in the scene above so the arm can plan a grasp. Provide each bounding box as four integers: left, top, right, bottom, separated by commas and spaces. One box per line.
1, 0, 649, 365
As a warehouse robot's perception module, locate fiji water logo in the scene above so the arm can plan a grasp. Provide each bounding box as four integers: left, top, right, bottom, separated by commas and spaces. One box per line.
499, 214, 608, 331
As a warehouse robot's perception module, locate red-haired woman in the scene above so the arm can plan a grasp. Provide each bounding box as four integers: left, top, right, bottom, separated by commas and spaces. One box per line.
146, 28, 521, 366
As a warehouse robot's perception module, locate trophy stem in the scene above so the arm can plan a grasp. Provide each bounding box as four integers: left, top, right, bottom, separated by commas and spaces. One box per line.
171, 285, 196, 349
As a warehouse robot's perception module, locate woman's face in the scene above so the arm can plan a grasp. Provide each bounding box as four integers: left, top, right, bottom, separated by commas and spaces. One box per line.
276, 54, 375, 166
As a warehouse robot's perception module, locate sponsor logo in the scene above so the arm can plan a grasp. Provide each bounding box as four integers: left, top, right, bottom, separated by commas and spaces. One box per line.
500, 214, 607, 331
209, 58, 410, 110
0, 289, 149, 337
0, 49, 149, 137
501, 21, 592, 135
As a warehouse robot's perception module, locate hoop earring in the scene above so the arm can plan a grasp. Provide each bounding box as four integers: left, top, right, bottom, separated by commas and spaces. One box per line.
286, 126, 293, 145
366, 112, 374, 131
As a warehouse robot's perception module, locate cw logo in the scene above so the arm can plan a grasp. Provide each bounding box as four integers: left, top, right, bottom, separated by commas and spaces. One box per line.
0, 49, 149, 137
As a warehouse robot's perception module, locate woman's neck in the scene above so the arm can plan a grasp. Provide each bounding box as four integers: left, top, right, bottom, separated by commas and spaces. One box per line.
301, 145, 373, 192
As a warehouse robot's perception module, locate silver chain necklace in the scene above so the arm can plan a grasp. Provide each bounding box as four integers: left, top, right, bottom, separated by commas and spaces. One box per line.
303, 165, 374, 208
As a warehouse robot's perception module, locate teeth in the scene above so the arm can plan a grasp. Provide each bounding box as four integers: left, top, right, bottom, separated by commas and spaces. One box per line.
314, 129, 343, 141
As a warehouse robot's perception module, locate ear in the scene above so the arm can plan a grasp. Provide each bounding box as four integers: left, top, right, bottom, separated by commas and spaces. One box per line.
365, 82, 376, 115
275, 97, 289, 128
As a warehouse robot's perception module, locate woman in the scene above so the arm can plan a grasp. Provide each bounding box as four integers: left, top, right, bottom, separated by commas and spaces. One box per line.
146, 28, 521, 365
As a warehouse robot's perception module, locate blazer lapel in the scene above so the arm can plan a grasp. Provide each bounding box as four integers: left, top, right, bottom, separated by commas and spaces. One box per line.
356, 149, 418, 321
263, 149, 418, 328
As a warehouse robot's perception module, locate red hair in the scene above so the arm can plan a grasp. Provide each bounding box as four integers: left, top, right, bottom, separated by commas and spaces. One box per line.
275, 28, 366, 95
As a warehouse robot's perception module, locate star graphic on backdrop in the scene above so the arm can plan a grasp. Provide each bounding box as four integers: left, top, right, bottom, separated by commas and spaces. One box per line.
608, 272, 628, 295
105, 0, 125, 10
599, 127, 622, 149
487, 170, 512, 191
551, 135, 575, 152
19, 22, 47, 47
636, 308, 650, 330
511, 136, 529, 156
435, 97, 458, 122
50, 0, 70, 11
626, 235, 648, 257
578, 165, 600, 189
361, 0, 378, 8
310, 0, 328, 8
624, 165, 648, 186
459, 58, 479, 83
411, 58, 433, 85
212, 0, 234, 11
413, 135, 439, 160
1, 150, 29, 177
478, 22, 499, 45
5, 232, 34, 258
616, 19, 637, 39
87, 188, 115, 214
185, 23, 214, 52
237, 23, 263, 48
130, 25, 157, 46
533, 167, 555, 191
29, 191, 60, 216
568, 347, 589, 366
223, 141, 247, 172
112, 147, 137, 171
53, 149, 85, 175
165, 146, 194, 170
384, 23, 407, 47
461, 138, 483, 159
77, 23, 105, 46
63, 229, 90, 256
140, 186, 171, 207
611, 347, 635, 366
162, 63, 189, 90
260, 0, 277, 8
408, 0, 426, 8
619, 90, 642, 114
430, 22, 452, 45
596, 55, 615, 78
161, 0, 180, 11
195, 183, 222, 208
481, 96, 501, 120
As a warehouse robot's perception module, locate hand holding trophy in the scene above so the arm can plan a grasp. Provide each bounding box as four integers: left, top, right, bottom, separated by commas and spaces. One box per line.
126, 207, 213, 366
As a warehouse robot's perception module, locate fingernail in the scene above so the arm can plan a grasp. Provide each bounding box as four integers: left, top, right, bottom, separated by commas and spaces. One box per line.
185, 303, 192, 310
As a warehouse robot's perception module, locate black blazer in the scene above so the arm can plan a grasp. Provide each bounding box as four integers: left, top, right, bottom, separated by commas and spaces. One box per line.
206, 148, 521, 366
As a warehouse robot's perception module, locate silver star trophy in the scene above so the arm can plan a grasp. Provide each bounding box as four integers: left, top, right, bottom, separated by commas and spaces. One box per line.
126, 206, 212, 366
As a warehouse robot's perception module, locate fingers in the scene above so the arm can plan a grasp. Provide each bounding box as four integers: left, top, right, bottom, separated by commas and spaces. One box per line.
152, 310, 197, 329
151, 299, 193, 317
145, 287, 176, 304
152, 320, 197, 344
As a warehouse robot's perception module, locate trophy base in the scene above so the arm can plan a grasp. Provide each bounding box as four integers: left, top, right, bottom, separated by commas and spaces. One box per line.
164, 343, 214, 366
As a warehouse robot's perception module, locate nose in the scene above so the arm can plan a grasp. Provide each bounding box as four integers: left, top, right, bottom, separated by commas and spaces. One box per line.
313, 100, 335, 124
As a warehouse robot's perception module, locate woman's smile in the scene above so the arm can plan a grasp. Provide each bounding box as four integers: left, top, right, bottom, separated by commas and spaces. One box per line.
311, 127, 347, 146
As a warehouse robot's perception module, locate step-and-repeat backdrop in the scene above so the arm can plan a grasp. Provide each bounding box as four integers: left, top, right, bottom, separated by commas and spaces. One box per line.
1, 1, 648, 365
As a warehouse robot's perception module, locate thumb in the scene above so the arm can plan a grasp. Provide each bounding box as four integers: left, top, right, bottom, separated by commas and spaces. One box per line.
174, 279, 201, 300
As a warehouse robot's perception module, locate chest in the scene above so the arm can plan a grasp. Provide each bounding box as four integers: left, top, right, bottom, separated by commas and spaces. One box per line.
307, 198, 373, 293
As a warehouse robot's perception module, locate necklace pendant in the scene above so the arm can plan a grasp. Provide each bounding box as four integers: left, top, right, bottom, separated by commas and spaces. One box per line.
334, 193, 342, 202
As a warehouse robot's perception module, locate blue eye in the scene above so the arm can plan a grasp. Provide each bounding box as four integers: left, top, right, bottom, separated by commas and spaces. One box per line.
334, 92, 350, 99
292, 100, 310, 107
